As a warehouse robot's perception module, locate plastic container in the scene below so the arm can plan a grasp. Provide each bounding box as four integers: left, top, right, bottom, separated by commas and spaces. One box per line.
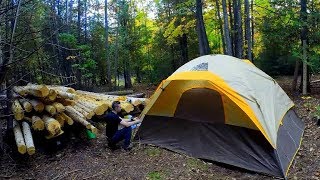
86, 129, 96, 139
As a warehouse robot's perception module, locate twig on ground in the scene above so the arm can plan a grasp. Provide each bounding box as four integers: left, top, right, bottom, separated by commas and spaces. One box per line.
51, 169, 81, 180
82, 171, 106, 180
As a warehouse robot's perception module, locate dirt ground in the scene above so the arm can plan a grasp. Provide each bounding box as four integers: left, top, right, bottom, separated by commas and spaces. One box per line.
0, 77, 319, 180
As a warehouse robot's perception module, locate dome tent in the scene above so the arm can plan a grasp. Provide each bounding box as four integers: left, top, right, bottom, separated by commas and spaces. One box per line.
134, 54, 304, 178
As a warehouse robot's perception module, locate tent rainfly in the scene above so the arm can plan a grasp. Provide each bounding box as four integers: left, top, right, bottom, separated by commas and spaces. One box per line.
135, 54, 304, 178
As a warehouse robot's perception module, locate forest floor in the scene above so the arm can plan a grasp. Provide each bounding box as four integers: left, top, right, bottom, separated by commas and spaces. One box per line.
0, 76, 319, 180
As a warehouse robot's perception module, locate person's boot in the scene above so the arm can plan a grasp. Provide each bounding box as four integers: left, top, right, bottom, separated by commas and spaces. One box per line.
108, 142, 120, 151
122, 144, 133, 151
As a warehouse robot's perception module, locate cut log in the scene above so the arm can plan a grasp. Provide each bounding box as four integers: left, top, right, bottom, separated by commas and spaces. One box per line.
52, 102, 65, 113
56, 98, 75, 106
19, 99, 32, 112
45, 105, 56, 115
60, 112, 74, 125
90, 125, 98, 134
77, 99, 106, 115
48, 86, 76, 94
23, 117, 32, 122
73, 105, 92, 119
21, 122, 35, 155
56, 90, 78, 100
31, 116, 45, 131
24, 84, 50, 97
13, 120, 26, 154
11, 99, 24, 120
48, 89, 57, 101
104, 90, 134, 95
45, 130, 64, 139
65, 106, 91, 128
28, 99, 44, 112
75, 102, 95, 116
65, 106, 86, 119
13, 86, 27, 96
127, 93, 145, 98
54, 114, 65, 127
76, 90, 147, 110
42, 115, 62, 136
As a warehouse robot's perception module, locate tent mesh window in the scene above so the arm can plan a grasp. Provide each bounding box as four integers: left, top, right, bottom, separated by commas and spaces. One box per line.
191, 63, 208, 71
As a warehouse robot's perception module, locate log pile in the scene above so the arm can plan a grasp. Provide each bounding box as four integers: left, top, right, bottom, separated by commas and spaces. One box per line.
10, 84, 148, 155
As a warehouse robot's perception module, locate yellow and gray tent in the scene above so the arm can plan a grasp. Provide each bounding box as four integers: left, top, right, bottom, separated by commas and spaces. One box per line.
135, 54, 304, 178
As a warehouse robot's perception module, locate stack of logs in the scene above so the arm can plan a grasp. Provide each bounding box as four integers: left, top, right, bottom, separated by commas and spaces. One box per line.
11, 84, 148, 155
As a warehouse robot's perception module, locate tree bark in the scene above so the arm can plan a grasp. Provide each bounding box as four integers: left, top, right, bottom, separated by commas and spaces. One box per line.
180, 33, 188, 64
105, 0, 111, 87
84, 0, 88, 42
233, 0, 243, 58
222, 0, 232, 55
251, 0, 254, 58
196, 0, 210, 55
77, 0, 81, 42
215, 0, 226, 54
244, 0, 252, 60
300, 0, 310, 94
228, 0, 234, 55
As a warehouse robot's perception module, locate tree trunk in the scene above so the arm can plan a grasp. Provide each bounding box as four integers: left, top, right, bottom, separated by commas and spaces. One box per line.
77, 0, 81, 43
65, 0, 68, 26
196, 0, 210, 55
124, 60, 132, 88
0, 0, 21, 84
68, 0, 74, 32
233, 0, 243, 58
244, 0, 252, 60
115, 5, 120, 90
300, 0, 310, 94
251, 0, 254, 60
84, 0, 87, 42
228, 0, 234, 55
105, 0, 111, 87
292, 60, 300, 92
216, 0, 226, 54
180, 33, 188, 64
222, 0, 232, 55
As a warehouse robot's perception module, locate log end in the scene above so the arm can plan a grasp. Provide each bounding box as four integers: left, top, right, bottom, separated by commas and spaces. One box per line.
32, 120, 45, 131
14, 113, 24, 121
18, 145, 27, 154
94, 106, 106, 115
27, 147, 36, 155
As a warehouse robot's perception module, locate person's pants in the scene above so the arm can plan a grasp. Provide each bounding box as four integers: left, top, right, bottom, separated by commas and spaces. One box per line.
110, 126, 132, 148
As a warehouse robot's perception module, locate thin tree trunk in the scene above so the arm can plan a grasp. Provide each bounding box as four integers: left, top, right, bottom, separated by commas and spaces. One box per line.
115, 4, 120, 90
228, 0, 234, 55
105, 0, 111, 87
0, 0, 21, 84
196, 0, 210, 55
222, 0, 232, 55
233, 0, 243, 58
77, 0, 81, 43
292, 60, 300, 92
68, 0, 73, 32
244, 0, 252, 60
65, 0, 68, 26
216, 0, 226, 54
180, 33, 188, 64
251, 0, 254, 56
300, 0, 309, 94
84, 0, 87, 42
